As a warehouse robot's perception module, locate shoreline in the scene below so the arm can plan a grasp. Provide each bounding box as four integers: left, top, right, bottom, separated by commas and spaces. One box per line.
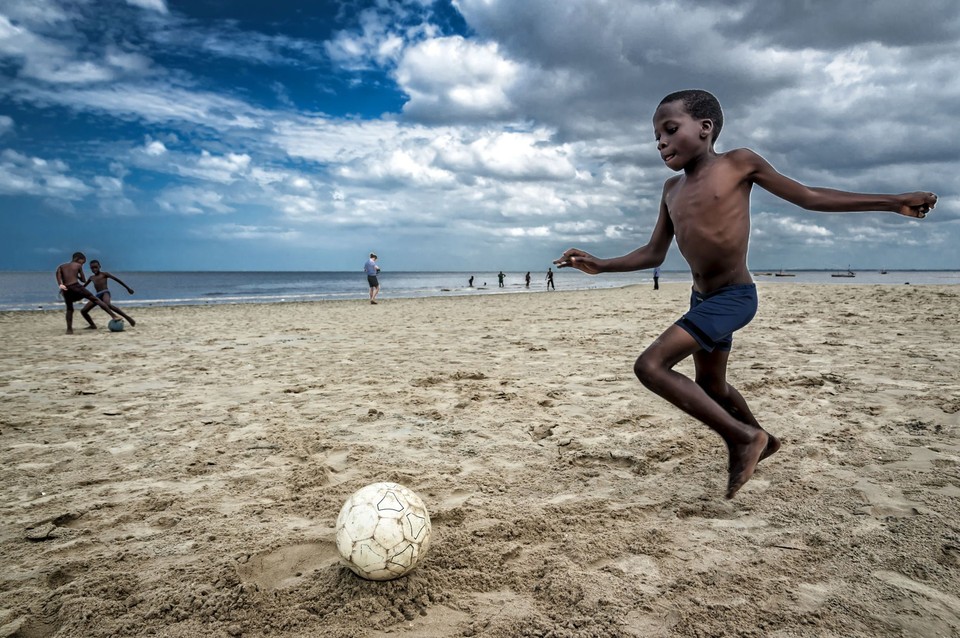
2, 270, 959, 312
2, 283, 958, 637
4, 277, 959, 315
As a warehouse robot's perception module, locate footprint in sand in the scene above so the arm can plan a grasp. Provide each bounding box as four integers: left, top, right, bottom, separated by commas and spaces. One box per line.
236, 542, 340, 590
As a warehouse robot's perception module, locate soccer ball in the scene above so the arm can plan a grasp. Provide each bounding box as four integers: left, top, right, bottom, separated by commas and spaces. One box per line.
107, 319, 124, 332
335, 482, 431, 581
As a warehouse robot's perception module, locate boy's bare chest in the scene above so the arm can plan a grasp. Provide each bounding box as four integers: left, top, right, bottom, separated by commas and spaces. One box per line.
665, 172, 748, 230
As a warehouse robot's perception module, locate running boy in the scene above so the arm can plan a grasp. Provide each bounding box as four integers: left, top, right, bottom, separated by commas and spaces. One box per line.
55, 252, 121, 334
81, 260, 136, 328
555, 89, 936, 499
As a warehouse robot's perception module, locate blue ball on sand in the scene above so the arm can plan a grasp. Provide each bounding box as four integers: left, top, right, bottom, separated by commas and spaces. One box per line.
108, 319, 124, 332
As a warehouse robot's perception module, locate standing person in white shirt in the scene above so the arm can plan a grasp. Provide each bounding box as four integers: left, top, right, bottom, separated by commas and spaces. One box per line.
364, 253, 381, 304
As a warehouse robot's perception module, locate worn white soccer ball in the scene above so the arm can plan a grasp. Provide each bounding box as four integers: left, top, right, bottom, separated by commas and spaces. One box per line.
335, 482, 432, 581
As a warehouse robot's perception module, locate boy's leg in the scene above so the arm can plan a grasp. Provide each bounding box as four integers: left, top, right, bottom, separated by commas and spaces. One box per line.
693, 349, 780, 462
108, 303, 136, 326
82, 290, 119, 320
80, 300, 98, 328
64, 299, 75, 334
634, 325, 768, 498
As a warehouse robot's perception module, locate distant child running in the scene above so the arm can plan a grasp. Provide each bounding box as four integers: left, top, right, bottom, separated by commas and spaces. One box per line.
55, 252, 121, 334
82, 260, 136, 328
556, 89, 936, 499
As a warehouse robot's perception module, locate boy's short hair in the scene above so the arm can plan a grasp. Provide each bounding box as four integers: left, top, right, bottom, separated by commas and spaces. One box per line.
90, 260, 100, 266
659, 89, 723, 143
72, 252, 86, 261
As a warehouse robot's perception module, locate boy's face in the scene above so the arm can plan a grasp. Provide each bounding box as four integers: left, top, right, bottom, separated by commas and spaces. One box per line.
653, 101, 712, 170
90, 263, 101, 274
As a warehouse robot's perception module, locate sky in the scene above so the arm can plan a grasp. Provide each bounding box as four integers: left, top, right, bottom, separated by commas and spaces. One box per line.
0, 0, 958, 272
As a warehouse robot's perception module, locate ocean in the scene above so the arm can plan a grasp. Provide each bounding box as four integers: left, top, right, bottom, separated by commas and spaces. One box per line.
1, 269, 958, 312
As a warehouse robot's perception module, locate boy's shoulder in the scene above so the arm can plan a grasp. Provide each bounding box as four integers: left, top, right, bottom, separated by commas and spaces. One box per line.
722, 147, 760, 160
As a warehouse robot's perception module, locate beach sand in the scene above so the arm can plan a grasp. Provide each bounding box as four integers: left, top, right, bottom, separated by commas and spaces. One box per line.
1, 283, 958, 638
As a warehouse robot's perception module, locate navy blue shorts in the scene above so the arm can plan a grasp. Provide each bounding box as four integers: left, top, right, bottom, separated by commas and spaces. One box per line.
675, 284, 757, 352
367, 275, 379, 288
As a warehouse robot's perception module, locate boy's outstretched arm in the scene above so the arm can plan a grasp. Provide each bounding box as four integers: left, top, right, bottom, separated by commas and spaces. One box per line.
555, 182, 675, 274
106, 272, 134, 294
740, 149, 937, 217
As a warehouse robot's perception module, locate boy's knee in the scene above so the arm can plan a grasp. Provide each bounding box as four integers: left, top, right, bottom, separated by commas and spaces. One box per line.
633, 354, 662, 388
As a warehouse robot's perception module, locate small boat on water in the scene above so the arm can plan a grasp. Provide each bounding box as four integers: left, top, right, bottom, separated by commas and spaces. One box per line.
774, 269, 795, 277
880, 269, 888, 275
832, 267, 856, 278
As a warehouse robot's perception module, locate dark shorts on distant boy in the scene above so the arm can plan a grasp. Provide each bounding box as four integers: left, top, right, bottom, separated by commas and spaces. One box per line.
62, 282, 98, 304
675, 283, 758, 352
367, 275, 379, 288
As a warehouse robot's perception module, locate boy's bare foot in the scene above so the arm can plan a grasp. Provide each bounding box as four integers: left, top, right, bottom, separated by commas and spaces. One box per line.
84, 325, 97, 330
728, 429, 780, 473
759, 431, 781, 462
66, 329, 74, 335
128, 318, 136, 327
726, 430, 769, 499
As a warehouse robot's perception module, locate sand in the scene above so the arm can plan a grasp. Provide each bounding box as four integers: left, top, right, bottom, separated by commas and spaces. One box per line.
1, 283, 958, 638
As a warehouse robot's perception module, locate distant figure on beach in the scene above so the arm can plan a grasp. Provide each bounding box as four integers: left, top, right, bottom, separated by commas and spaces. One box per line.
82, 260, 136, 328
525, 272, 531, 287
497, 271, 505, 288
468, 276, 474, 287
55, 252, 121, 334
653, 266, 660, 290
364, 253, 381, 304
556, 89, 936, 499
545, 268, 555, 290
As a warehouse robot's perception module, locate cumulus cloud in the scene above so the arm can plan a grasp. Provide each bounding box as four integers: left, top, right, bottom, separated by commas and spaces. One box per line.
396, 36, 520, 121
0, 12, 154, 85
143, 139, 167, 156
184, 151, 251, 184
126, 0, 169, 13
156, 185, 233, 215
432, 130, 576, 181
0, 149, 91, 199
325, 2, 439, 71
720, 0, 960, 48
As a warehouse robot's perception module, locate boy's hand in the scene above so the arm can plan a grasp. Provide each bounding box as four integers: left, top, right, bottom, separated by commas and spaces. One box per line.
127, 288, 135, 294
555, 249, 603, 275
898, 192, 937, 219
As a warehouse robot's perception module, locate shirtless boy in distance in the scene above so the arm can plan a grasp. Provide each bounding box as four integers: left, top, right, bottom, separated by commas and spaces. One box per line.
556, 89, 937, 498
82, 260, 136, 328
55, 252, 120, 334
